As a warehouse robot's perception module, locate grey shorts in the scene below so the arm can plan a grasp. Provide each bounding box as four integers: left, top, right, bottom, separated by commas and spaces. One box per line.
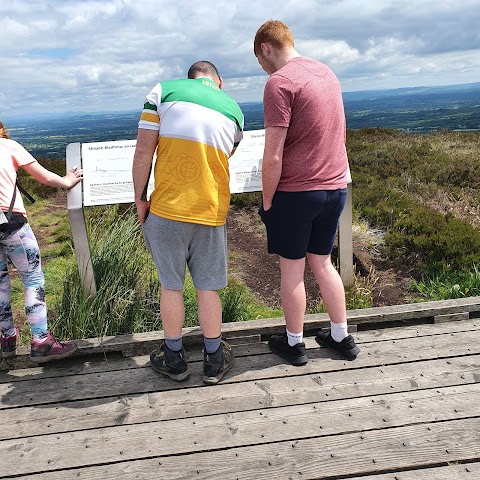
142, 213, 227, 291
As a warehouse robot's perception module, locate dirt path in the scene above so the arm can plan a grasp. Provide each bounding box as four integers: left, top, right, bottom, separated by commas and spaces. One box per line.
29, 191, 69, 254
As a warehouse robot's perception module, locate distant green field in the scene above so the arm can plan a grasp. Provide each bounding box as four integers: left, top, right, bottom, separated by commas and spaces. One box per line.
5, 82, 480, 158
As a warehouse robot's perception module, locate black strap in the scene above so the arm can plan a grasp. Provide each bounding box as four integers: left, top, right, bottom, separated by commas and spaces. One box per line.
17, 182, 35, 204
6, 181, 17, 220
6, 179, 35, 221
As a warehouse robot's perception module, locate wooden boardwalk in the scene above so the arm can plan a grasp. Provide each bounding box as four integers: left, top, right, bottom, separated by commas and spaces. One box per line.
1, 316, 479, 479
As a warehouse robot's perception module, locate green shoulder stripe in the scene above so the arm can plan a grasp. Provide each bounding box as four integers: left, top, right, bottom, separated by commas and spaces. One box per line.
143, 102, 157, 111
160, 79, 243, 130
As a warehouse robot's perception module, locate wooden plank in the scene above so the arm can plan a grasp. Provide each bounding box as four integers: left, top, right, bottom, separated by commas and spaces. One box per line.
2, 318, 479, 377
2, 317, 480, 384
66, 142, 98, 297
338, 182, 354, 285
354, 318, 480, 343
13, 417, 480, 480
0, 352, 146, 383
347, 461, 480, 479
1, 329, 480, 410
351, 295, 480, 319
7, 298, 480, 360
434, 312, 469, 323
1, 353, 478, 440
0, 319, 480, 383
1, 384, 479, 476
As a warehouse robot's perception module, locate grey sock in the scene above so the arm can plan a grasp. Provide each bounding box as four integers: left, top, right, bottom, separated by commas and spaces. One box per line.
204, 335, 222, 354
165, 336, 183, 352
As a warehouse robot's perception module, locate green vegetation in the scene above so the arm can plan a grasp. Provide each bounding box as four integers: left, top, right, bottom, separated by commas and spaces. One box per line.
408, 266, 480, 301
51, 206, 161, 339
348, 128, 480, 300
230, 192, 262, 209
49, 205, 283, 340
9, 129, 480, 341
307, 272, 377, 314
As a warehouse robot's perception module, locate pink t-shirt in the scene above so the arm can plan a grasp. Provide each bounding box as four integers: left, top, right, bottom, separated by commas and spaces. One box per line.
263, 57, 348, 191
0, 138, 37, 216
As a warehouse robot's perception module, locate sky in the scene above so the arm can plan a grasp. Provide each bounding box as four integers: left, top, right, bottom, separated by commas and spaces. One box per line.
1, 0, 480, 118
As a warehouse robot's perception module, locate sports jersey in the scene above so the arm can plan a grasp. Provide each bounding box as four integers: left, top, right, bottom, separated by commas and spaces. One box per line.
138, 77, 244, 226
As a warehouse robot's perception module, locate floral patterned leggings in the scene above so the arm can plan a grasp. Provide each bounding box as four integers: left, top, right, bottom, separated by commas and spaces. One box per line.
0, 224, 48, 339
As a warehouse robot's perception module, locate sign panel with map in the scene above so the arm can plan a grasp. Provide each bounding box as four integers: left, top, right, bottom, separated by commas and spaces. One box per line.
81, 140, 144, 206
80, 130, 266, 206
228, 129, 264, 193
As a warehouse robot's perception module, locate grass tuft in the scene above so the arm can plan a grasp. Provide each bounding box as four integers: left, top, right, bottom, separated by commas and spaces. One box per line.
50, 206, 281, 340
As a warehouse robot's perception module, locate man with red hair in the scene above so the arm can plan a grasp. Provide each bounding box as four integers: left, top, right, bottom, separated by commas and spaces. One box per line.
254, 20, 360, 365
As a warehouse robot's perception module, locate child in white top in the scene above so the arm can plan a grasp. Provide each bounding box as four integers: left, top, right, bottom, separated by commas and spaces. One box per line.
0, 120, 82, 363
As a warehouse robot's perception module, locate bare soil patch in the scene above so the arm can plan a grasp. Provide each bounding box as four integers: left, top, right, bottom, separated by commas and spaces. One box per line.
226, 206, 412, 310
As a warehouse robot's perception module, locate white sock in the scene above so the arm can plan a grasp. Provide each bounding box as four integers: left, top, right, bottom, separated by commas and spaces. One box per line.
330, 321, 348, 342
286, 329, 303, 347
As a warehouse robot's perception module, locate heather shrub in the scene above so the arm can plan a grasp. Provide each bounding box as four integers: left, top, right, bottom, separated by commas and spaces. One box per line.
386, 206, 480, 272
349, 128, 480, 277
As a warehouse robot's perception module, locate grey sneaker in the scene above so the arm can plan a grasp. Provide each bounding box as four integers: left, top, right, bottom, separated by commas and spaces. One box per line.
203, 340, 235, 385
150, 343, 190, 382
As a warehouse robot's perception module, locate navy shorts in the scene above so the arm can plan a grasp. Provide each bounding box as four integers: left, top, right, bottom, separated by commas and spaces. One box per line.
259, 189, 347, 260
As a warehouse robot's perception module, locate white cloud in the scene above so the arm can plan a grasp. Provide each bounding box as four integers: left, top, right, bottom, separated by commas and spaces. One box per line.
0, 0, 479, 118
296, 39, 360, 66
1, 16, 30, 37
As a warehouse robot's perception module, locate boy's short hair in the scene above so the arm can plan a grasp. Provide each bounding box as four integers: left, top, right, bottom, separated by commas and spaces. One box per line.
254, 20, 295, 55
188, 61, 220, 80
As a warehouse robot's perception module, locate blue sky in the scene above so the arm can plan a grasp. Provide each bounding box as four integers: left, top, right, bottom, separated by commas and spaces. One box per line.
1, 0, 479, 118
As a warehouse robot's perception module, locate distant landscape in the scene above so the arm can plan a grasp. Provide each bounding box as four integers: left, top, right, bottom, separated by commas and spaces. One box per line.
4, 81, 480, 159
343, 82, 480, 132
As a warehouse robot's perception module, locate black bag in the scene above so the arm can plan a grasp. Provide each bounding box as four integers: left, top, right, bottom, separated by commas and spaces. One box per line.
0, 212, 27, 234
0, 179, 34, 234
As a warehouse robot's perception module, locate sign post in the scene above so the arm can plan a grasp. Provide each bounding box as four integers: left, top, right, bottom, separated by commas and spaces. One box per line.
66, 143, 97, 297
338, 182, 354, 286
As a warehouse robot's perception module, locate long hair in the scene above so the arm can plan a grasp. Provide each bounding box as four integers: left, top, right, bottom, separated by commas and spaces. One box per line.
0, 121, 10, 139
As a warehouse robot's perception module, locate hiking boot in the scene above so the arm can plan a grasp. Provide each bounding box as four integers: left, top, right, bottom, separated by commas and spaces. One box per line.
268, 333, 308, 366
203, 340, 235, 385
150, 343, 190, 382
30, 333, 78, 363
315, 328, 360, 361
1, 327, 20, 358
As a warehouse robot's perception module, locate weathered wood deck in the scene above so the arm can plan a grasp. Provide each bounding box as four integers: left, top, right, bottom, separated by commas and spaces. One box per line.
1, 300, 480, 479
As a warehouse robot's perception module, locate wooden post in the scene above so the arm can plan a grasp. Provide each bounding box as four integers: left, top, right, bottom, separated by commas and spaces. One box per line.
338, 182, 354, 286
66, 143, 97, 297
